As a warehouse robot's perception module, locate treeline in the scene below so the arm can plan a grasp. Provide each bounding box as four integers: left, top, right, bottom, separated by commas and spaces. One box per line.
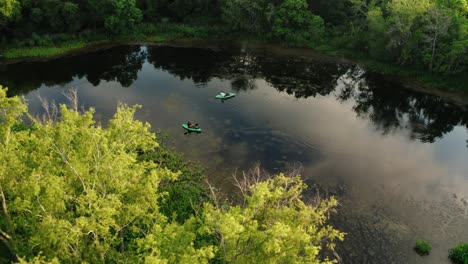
1, 0, 468, 75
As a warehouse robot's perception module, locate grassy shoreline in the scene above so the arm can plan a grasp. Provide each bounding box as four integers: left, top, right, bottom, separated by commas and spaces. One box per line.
1, 27, 467, 96
0, 33, 185, 60
2, 41, 89, 59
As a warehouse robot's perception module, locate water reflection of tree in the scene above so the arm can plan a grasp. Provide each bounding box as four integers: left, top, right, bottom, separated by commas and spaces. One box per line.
0, 46, 146, 96
264, 61, 350, 98
221, 53, 259, 92
228, 54, 468, 144
2, 45, 467, 145
336, 73, 468, 142
146, 46, 233, 84
98, 49, 147, 87
230, 75, 257, 92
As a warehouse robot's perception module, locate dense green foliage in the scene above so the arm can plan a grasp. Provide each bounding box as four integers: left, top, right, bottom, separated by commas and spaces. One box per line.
0, 85, 344, 263
202, 175, 344, 263
449, 243, 468, 264
272, 0, 324, 45
139, 147, 208, 224
414, 240, 432, 255
1, 0, 467, 78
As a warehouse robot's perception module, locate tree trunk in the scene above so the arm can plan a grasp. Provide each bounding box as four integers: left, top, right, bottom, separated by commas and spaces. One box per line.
430, 32, 437, 72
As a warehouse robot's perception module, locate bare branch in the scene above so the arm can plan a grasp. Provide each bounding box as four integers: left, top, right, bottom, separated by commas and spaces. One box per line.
232, 162, 270, 199
63, 88, 79, 112
35, 92, 58, 123
205, 180, 220, 209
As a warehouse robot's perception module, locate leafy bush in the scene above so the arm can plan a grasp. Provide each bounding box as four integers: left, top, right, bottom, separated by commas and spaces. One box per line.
220, 0, 273, 34
203, 173, 345, 263
41, 34, 53, 46
272, 0, 324, 46
414, 240, 432, 255
52, 33, 73, 43
140, 145, 209, 224
139, 23, 159, 35
159, 182, 207, 223
104, 0, 143, 34
10, 122, 35, 132
449, 243, 468, 264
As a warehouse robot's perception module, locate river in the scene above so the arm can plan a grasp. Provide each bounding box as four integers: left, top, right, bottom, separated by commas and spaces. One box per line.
1, 43, 467, 264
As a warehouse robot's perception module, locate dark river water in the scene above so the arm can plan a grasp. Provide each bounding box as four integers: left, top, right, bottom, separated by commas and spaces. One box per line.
1, 44, 468, 263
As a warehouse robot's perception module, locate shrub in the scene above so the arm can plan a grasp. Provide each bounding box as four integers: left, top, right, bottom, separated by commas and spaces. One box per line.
140, 23, 159, 35
11, 122, 35, 132
414, 240, 432, 255
159, 182, 206, 223
53, 33, 72, 43
272, 0, 325, 45
449, 243, 468, 264
31, 33, 41, 46
41, 34, 53, 46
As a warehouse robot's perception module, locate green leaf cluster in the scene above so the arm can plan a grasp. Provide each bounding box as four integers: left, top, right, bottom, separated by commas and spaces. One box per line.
272, 0, 325, 45
449, 243, 468, 264
414, 240, 432, 255
104, 0, 143, 34
0, 0, 20, 29
202, 174, 345, 263
220, 0, 274, 34
346, 0, 468, 74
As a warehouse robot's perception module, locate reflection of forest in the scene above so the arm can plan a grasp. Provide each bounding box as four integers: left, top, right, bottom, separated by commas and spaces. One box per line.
348, 74, 468, 143
2, 45, 467, 144
0, 46, 146, 95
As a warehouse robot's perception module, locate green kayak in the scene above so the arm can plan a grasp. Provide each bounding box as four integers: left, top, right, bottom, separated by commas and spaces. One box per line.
182, 124, 202, 133
215, 93, 236, 100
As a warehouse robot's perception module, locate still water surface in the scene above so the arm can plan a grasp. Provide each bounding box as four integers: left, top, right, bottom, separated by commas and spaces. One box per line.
1, 44, 468, 263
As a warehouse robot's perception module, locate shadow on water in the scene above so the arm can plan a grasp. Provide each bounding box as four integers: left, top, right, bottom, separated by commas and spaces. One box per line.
1, 44, 468, 264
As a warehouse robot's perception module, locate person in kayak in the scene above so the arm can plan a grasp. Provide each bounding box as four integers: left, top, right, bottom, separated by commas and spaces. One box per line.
187, 121, 199, 128
220, 91, 226, 97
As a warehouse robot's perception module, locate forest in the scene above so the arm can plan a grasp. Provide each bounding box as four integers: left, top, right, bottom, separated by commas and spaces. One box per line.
0, 0, 467, 78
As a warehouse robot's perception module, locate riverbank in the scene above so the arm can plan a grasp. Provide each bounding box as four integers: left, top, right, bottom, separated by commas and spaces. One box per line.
0, 23, 226, 60
0, 32, 188, 61
1, 26, 467, 99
